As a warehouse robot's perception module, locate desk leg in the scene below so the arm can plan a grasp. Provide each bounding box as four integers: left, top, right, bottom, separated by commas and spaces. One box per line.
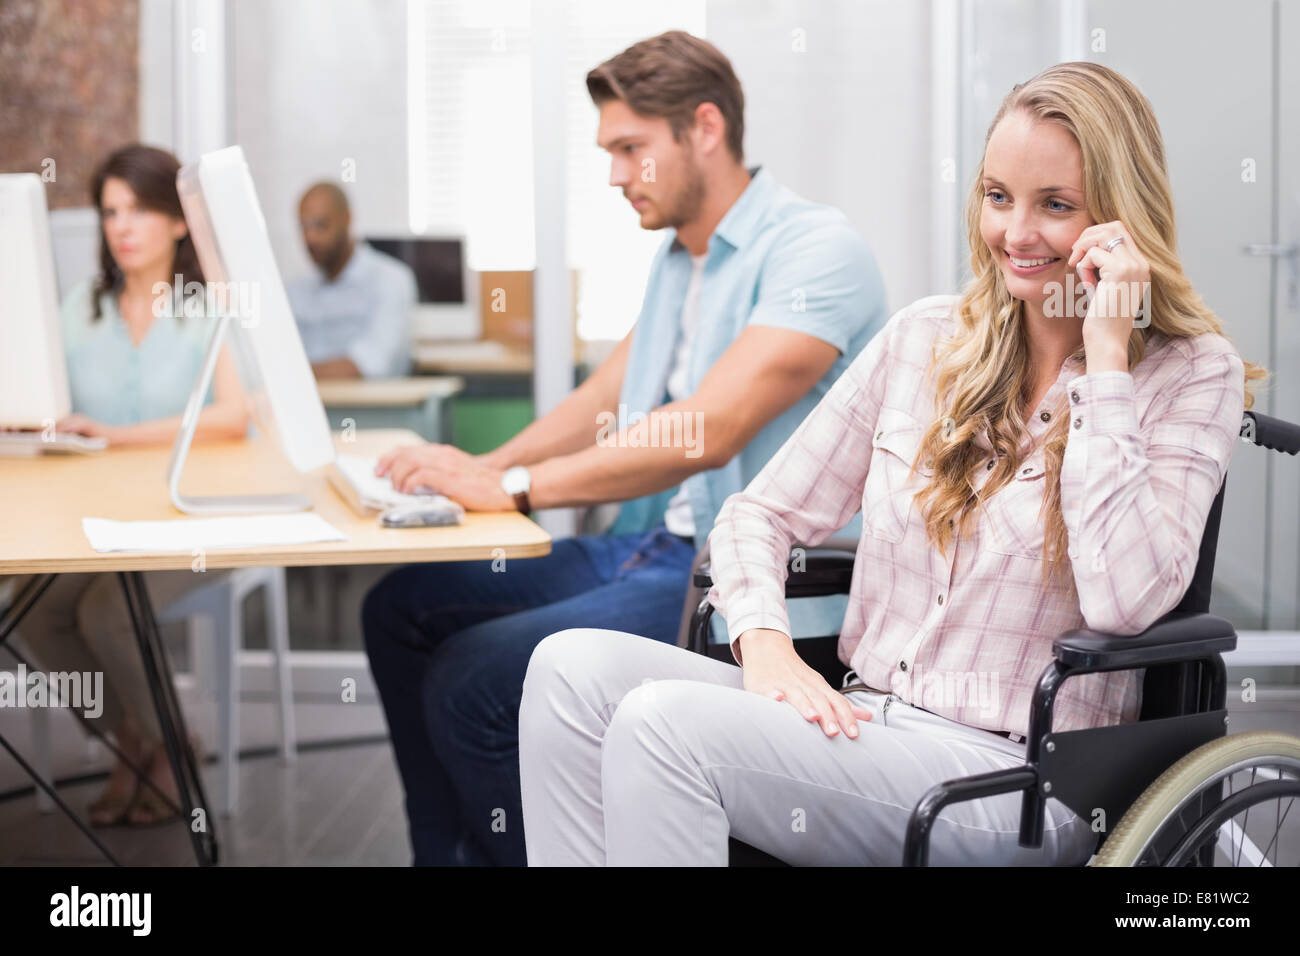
0, 733, 124, 865
0, 573, 124, 865
118, 571, 219, 866
0, 573, 56, 647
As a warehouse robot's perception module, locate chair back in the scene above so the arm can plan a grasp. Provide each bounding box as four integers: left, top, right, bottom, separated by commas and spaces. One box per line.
1141, 410, 1300, 720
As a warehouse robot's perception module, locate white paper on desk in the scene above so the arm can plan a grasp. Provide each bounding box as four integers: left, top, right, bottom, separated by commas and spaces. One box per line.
82, 513, 347, 553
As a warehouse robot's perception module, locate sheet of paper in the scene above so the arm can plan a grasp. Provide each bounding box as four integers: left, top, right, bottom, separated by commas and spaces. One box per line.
82, 513, 347, 553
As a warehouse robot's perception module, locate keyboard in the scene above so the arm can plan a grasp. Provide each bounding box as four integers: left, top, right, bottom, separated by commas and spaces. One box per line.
0, 431, 109, 456
326, 453, 461, 518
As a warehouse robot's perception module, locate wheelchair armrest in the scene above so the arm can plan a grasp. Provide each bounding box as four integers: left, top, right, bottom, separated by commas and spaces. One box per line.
693, 548, 857, 599
1052, 611, 1237, 671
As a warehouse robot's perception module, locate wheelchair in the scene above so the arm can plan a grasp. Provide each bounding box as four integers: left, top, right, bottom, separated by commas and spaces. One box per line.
687, 409, 1300, 866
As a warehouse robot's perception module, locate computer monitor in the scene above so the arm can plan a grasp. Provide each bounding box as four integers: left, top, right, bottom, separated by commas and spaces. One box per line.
173, 145, 336, 513
367, 235, 479, 340
0, 174, 71, 429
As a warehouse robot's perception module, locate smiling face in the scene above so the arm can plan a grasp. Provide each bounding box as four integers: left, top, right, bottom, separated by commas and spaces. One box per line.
979, 110, 1093, 316
99, 176, 187, 277
596, 98, 706, 231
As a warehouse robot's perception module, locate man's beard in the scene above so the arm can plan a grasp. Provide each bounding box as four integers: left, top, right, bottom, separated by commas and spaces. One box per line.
313, 240, 348, 274
658, 158, 707, 230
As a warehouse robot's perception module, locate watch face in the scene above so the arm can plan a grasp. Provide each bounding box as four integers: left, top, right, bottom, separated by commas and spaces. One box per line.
503, 466, 530, 495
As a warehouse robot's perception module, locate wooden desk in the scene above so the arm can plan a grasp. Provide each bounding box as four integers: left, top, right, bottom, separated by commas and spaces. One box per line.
316, 377, 465, 443
316, 376, 464, 407
0, 428, 550, 574
0, 428, 549, 866
412, 340, 535, 376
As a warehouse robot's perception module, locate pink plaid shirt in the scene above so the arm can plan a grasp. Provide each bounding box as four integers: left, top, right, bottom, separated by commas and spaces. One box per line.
707, 294, 1246, 740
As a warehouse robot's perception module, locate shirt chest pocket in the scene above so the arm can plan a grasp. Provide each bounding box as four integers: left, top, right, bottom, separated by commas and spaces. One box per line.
862, 409, 934, 544
981, 454, 1048, 559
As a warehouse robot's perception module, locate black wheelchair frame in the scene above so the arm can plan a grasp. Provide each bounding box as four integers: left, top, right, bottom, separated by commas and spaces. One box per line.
687, 409, 1300, 866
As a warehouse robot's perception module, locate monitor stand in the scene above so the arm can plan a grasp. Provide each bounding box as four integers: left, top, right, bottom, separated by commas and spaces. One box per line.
166, 311, 311, 514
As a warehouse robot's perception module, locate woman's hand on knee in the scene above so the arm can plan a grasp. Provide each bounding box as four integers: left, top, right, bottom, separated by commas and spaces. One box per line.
737, 628, 872, 739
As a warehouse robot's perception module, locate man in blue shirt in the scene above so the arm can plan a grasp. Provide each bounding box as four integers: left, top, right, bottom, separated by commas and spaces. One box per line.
286, 182, 416, 379
362, 30, 888, 865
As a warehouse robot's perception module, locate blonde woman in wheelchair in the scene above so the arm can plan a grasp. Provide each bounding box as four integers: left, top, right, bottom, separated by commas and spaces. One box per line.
517, 61, 1268, 866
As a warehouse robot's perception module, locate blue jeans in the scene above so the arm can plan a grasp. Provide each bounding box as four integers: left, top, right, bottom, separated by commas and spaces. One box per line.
361, 525, 696, 865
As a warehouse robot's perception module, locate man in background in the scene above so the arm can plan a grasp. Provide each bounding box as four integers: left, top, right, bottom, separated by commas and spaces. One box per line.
363, 30, 889, 866
286, 182, 416, 379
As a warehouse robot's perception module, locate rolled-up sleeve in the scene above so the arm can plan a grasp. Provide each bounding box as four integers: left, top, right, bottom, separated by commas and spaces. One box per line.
706, 304, 900, 664
1060, 350, 1245, 635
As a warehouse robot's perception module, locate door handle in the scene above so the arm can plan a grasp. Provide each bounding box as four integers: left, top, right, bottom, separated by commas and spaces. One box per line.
1242, 243, 1299, 257
1242, 243, 1300, 307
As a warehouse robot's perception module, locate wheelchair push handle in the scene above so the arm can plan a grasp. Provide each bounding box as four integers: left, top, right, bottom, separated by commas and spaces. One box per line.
1242, 410, 1300, 456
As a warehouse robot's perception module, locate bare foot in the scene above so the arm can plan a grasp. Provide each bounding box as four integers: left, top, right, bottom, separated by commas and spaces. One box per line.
126, 740, 188, 826
88, 755, 139, 827
89, 722, 149, 827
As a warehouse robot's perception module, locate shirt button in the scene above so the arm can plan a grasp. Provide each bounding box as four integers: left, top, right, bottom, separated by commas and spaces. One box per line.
1022, 466, 1032, 475
876, 429, 884, 441
1073, 417, 1083, 429
937, 594, 945, 606
1070, 389, 1080, 403
1039, 411, 1051, 422
899, 660, 908, 672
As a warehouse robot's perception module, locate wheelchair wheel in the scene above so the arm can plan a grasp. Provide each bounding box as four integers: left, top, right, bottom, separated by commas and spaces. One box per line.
1092, 731, 1300, 866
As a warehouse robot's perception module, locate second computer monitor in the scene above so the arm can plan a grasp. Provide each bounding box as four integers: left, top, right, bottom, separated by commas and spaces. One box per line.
177, 145, 335, 479
0, 173, 71, 429
368, 236, 479, 340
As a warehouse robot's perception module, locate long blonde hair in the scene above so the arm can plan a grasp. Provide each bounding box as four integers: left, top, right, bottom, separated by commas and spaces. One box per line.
911, 61, 1267, 587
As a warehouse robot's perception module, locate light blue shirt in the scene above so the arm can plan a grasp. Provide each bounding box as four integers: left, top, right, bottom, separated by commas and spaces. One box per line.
60, 279, 216, 425
608, 167, 888, 640
285, 242, 416, 378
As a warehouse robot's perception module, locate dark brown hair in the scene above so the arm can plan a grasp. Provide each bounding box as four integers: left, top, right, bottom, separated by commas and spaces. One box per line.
89, 144, 204, 320
586, 30, 745, 162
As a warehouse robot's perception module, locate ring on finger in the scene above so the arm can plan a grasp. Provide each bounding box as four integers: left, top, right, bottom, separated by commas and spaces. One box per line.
1104, 235, 1125, 252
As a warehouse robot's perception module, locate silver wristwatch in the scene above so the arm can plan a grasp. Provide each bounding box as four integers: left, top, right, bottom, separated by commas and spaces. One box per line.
501, 465, 532, 515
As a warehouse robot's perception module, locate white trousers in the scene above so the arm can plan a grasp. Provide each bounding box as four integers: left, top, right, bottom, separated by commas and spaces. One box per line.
519, 628, 1099, 866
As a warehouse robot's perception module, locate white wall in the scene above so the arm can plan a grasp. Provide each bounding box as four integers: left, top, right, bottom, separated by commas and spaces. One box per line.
48, 208, 100, 298
707, 0, 936, 314
1083, 0, 1280, 627
138, 0, 176, 151
1272, 0, 1300, 630
229, 0, 409, 284
162, 0, 939, 313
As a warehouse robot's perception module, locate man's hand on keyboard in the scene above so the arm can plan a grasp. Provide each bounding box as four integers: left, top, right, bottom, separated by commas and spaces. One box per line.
375, 443, 515, 511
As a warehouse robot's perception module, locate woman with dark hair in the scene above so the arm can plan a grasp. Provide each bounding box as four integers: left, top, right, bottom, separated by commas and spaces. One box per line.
57, 143, 248, 443
12, 144, 249, 827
